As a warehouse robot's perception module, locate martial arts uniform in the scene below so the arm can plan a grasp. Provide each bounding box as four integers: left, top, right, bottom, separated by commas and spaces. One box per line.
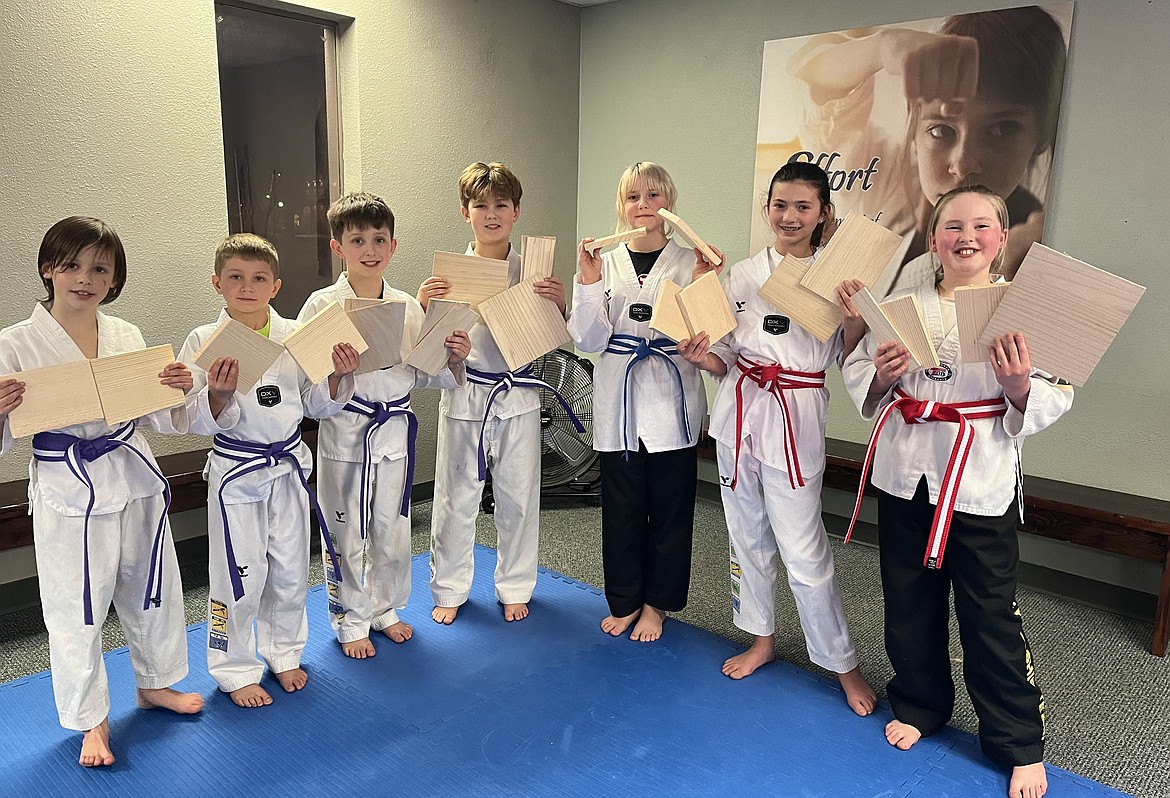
180, 308, 352, 693
842, 280, 1073, 767
0, 305, 195, 730
568, 239, 706, 616
708, 247, 860, 674
430, 245, 547, 609
298, 273, 463, 643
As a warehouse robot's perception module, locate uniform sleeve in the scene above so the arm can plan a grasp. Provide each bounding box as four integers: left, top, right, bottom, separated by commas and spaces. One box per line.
176, 329, 241, 436
567, 277, 612, 353
1003, 371, 1073, 438
0, 339, 19, 456
841, 329, 893, 420
303, 372, 353, 419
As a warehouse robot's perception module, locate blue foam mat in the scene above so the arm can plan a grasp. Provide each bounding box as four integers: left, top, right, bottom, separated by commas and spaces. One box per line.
0, 545, 1130, 797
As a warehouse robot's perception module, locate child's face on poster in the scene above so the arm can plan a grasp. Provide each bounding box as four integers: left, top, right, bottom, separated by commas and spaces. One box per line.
914, 95, 1043, 206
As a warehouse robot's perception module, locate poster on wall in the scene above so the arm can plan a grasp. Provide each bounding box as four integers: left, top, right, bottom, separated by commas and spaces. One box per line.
751, 4, 1073, 296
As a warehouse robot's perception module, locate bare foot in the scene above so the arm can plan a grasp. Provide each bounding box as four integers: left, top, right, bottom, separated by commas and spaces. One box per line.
229, 683, 273, 708
600, 609, 640, 636
503, 602, 529, 622
136, 687, 204, 714
341, 638, 376, 658
275, 667, 307, 693
629, 605, 666, 642
885, 719, 922, 750
432, 605, 459, 625
722, 635, 775, 679
837, 667, 878, 716
1009, 763, 1048, 798
79, 718, 115, 767
380, 621, 414, 642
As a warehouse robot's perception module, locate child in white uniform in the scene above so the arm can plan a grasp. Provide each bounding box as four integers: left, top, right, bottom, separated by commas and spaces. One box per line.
842, 185, 1072, 798
680, 163, 877, 715
418, 161, 568, 624
179, 233, 358, 708
298, 193, 469, 659
0, 216, 203, 767
569, 162, 706, 641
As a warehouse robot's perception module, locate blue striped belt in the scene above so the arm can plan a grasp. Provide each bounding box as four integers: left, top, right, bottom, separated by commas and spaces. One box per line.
604, 334, 691, 456
33, 422, 169, 626
344, 393, 417, 532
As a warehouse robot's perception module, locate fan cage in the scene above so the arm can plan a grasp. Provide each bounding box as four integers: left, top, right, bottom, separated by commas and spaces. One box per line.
530, 349, 597, 487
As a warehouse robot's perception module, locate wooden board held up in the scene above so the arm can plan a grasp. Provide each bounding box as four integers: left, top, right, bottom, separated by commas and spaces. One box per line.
658, 209, 722, 265
283, 301, 370, 384
677, 271, 736, 343
757, 253, 843, 343
192, 317, 286, 394
345, 299, 407, 374
649, 280, 691, 343
955, 282, 1011, 364
881, 293, 939, 369
477, 278, 571, 372
404, 300, 478, 376
582, 227, 646, 254
1, 360, 104, 438
852, 288, 926, 370
431, 251, 511, 307
91, 345, 186, 425
798, 213, 903, 302
977, 243, 1146, 386
520, 235, 557, 282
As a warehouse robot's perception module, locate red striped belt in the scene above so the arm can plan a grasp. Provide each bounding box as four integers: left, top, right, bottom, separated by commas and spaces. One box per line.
845, 387, 1007, 568
730, 355, 826, 490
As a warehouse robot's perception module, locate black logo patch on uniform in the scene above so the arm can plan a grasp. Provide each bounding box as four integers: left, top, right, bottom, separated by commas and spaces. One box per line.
334, 511, 346, 524
925, 363, 954, 382
762, 315, 790, 335
256, 385, 282, 407
628, 303, 652, 322
735, 301, 748, 313
604, 289, 612, 300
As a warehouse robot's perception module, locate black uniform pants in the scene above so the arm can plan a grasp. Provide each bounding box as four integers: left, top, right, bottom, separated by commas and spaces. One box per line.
598, 443, 697, 617
878, 477, 1045, 768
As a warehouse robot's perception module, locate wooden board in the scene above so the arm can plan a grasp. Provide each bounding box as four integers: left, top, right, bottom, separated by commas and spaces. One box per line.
582, 227, 646, 253
283, 301, 370, 384
852, 288, 925, 370
880, 293, 939, 368
798, 213, 904, 302
649, 280, 691, 343
657, 209, 722, 265
757, 253, 843, 343
677, 271, 736, 343
477, 278, 571, 371
977, 243, 1146, 386
955, 282, 1011, 363
192, 317, 286, 394
404, 299, 478, 375
91, 345, 186, 425
520, 235, 557, 281
345, 300, 406, 374
431, 251, 511, 307
1, 360, 104, 438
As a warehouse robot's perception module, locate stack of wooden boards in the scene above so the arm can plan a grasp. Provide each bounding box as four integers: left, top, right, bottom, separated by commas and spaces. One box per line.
644, 210, 737, 344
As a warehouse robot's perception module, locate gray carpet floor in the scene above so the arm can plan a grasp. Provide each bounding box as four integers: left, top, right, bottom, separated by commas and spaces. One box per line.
1, 495, 1167, 797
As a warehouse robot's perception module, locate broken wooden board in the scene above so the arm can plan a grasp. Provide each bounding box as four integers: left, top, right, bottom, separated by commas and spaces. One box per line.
404, 299, 478, 375
192, 317, 286, 394
881, 293, 939, 369
91, 345, 186, 425
677, 271, 736, 343
757, 253, 843, 343
649, 280, 691, 343
955, 282, 1011, 364
478, 278, 572, 372
283, 301, 370, 384
345, 299, 407, 374
431, 251, 511, 307
520, 235, 557, 282
658, 209, 722, 265
582, 227, 646, 254
977, 243, 1146, 386
798, 213, 903, 302
852, 288, 926, 370
1, 359, 104, 438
